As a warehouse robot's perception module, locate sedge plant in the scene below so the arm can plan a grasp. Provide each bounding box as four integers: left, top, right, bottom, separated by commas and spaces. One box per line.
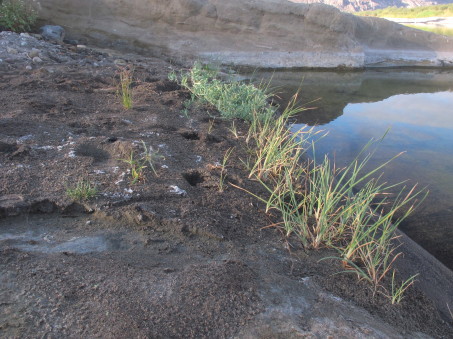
168, 62, 427, 303
117, 66, 133, 109
66, 179, 97, 201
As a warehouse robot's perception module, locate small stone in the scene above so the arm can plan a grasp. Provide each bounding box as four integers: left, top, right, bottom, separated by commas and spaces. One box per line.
30, 33, 43, 40
114, 59, 127, 66
26, 65, 32, 70
40, 25, 65, 43
76, 44, 87, 49
19, 33, 31, 38
28, 48, 40, 58
7, 47, 18, 54
32, 56, 43, 63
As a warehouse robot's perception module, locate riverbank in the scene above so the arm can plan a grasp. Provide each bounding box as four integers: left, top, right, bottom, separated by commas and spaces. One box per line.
0, 32, 452, 337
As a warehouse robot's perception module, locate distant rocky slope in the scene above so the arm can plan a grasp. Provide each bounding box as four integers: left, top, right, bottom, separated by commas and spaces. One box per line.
38, 0, 453, 68
289, 0, 453, 12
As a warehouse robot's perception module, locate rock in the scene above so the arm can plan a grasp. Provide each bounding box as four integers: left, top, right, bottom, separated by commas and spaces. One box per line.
0, 194, 27, 217
6, 47, 18, 54
32, 56, 43, 63
40, 25, 65, 43
28, 48, 40, 58
113, 58, 127, 66
76, 44, 87, 49
37, 0, 453, 69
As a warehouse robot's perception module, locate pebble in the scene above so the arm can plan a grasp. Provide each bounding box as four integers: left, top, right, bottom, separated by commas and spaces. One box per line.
32, 56, 43, 63
28, 48, 40, 58
25, 65, 32, 70
76, 44, 87, 49
7, 47, 18, 54
114, 58, 127, 66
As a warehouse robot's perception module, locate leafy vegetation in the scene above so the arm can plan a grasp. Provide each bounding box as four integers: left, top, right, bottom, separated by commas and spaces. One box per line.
168, 62, 273, 121
120, 141, 163, 184
66, 179, 98, 201
117, 66, 134, 110
357, 4, 453, 18
405, 24, 453, 36
169, 62, 427, 303
0, 0, 38, 32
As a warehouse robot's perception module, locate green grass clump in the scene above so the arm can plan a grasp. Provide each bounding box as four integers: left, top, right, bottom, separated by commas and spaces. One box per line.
120, 141, 163, 184
357, 4, 453, 18
168, 63, 426, 302
0, 0, 38, 32
66, 179, 98, 201
169, 62, 273, 121
405, 24, 453, 36
117, 66, 133, 110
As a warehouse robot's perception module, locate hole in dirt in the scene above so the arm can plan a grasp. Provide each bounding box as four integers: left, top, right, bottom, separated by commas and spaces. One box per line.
0, 141, 17, 153
205, 134, 222, 143
155, 80, 180, 92
182, 171, 204, 186
75, 144, 110, 163
180, 131, 200, 140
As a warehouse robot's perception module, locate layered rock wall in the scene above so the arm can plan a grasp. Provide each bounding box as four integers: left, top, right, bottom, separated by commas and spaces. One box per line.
38, 0, 453, 68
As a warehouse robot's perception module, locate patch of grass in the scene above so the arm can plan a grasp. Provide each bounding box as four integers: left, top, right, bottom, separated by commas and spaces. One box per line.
218, 147, 234, 193
404, 24, 453, 36
121, 150, 146, 184
169, 62, 273, 121
169, 62, 427, 302
141, 141, 164, 177
0, 0, 38, 32
357, 4, 453, 18
117, 66, 133, 110
66, 179, 97, 201
387, 271, 418, 304
120, 141, 163, 184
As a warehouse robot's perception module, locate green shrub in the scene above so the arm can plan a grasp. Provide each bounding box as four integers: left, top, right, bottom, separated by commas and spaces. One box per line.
0, 0, 38, 32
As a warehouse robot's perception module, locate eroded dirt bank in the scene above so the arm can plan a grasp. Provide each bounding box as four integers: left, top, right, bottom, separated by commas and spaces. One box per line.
0, 32, 452, 338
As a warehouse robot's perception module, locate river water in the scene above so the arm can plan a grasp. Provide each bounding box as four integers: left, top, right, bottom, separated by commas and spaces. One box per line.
253, 69, 453, 270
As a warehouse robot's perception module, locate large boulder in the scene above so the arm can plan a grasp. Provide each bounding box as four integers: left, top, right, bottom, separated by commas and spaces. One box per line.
38, 0, 453, 68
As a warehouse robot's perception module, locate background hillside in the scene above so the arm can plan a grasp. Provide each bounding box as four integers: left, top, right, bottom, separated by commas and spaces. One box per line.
289, 0, 453, 12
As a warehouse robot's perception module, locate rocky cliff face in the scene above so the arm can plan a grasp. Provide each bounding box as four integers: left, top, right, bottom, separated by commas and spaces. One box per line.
289, 0, 453, 12
38, 0, 453, 68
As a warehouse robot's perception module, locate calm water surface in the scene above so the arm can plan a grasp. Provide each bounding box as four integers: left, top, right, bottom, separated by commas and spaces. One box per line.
254, 69, 453, 269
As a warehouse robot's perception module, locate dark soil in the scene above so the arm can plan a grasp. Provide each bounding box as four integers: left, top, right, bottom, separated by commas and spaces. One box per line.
0, 33, 452, 338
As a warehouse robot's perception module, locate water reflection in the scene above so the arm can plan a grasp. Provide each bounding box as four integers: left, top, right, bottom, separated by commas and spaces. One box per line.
253, 70, 453, 269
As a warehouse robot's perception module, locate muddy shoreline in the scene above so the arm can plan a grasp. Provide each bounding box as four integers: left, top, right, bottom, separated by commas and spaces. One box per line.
0, 32, 452, 338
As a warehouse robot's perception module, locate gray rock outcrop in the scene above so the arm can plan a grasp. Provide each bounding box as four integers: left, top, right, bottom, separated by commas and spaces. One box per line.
38, 0, 453, 68
40, 25, 65, 43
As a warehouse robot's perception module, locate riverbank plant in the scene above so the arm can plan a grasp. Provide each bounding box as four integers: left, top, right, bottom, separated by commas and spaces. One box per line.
168, 62, 426, 302
66, 179, 98, 201
120, 141, 163, 184
218, 147, 234, 192
168, 62, 273, 121
117, 66, 133, 109
0, 0, 38, 32
357, 4, 453, 18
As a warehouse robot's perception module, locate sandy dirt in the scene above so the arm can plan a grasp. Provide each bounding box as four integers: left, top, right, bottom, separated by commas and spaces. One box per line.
0, 32, 452, 338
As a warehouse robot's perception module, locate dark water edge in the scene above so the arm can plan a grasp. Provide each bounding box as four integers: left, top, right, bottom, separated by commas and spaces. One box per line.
251, 69, 453, 270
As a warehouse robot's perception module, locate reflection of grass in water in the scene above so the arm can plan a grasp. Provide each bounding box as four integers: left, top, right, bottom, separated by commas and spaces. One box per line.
404, 24, 453, 36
